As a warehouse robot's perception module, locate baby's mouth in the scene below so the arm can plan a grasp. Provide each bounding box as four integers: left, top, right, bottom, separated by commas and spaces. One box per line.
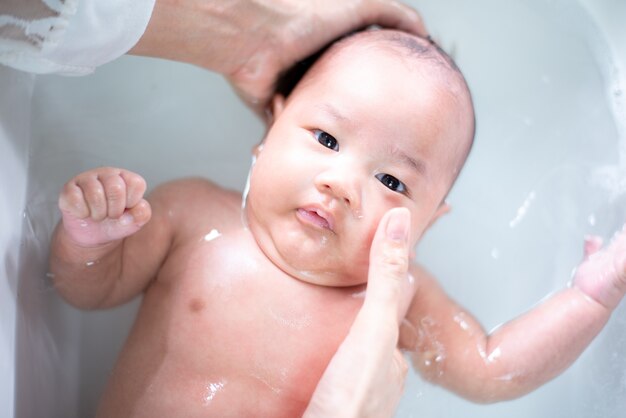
297, 207, 335, 232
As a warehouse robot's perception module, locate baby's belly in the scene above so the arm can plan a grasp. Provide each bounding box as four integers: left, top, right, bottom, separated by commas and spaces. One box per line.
98, 358, 314, 418
96, 271, 363, 418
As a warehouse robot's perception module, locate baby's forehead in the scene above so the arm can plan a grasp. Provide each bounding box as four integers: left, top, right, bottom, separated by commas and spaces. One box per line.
295, 30, 465, 106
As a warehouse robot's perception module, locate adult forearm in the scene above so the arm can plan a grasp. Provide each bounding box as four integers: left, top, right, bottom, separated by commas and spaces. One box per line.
130, 0, 260, 73
129, 0, 426, 114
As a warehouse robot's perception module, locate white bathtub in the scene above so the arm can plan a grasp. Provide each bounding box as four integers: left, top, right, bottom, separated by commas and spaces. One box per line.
2, 0, 625, 416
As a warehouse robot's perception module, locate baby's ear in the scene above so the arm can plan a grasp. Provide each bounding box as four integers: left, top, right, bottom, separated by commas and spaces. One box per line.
268, 94, 286, 123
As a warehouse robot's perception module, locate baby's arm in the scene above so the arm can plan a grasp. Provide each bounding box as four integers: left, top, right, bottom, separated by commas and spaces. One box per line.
401, 228, 626, 403
49, 167, 172, 309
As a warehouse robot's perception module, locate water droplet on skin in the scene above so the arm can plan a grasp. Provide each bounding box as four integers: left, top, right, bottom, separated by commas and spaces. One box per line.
408, 273, 415, 285
487, 346, 502, 363
495, 371, 521, 381
478, 345, 487, 360
240, 155, 257, 228
85, 260, 96, 267
453, 312, 470, 331
251, 365, 283, 395
417, 317, 447, 376
204, 380, 227, 404
420, 316, 435, 327
203, 229, 222, 242
477, 343, 503, 365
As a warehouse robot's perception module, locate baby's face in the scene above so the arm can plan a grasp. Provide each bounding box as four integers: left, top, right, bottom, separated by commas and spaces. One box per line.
245, 41, 471, 287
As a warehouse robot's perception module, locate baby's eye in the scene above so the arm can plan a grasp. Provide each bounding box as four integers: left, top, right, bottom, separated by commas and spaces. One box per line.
314, 130, 339, 151
375, 173, 407, 194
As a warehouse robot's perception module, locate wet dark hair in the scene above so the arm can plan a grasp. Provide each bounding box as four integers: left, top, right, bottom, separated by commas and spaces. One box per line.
274, 33, 346, 98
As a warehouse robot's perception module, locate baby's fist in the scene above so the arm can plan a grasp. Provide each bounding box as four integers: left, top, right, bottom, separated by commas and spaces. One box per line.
59, 168, 151, 246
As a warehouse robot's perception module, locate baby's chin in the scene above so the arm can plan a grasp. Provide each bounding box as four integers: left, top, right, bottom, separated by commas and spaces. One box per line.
268, 244, 368, 288
250, 225, 368, 288
243, 202, 370, 287
283, 264, 367, 288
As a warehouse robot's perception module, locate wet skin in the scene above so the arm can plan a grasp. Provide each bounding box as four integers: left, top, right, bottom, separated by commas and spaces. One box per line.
95, 181, 367, 417
52, 31, 621, 415
53, 34, 469, 416
69, 36, 472, 416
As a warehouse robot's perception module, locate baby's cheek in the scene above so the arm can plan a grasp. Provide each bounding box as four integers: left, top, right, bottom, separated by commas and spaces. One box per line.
363, 218, 381, 253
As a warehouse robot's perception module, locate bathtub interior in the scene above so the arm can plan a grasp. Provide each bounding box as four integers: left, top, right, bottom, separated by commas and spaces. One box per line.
15, 0, 626, 417
0, 67, 33, 418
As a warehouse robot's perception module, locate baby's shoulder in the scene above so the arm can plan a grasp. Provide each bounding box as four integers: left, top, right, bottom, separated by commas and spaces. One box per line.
153, 177, 237, 198
148, 177, 242, 228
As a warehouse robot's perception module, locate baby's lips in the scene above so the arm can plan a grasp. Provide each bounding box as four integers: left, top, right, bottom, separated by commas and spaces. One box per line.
314, 207, 335, 231
300, 205, 336, 232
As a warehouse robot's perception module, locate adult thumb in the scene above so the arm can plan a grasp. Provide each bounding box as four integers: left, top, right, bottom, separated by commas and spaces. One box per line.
363, 207, 414, 322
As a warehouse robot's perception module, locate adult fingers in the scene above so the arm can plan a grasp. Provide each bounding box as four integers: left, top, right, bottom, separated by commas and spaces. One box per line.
303, 208, 413, 418
360, 0, 428, 37
362, 207, 412, 322
231, 0, 428, 118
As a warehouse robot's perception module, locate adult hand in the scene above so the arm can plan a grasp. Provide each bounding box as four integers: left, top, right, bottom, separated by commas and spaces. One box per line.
130, 0, 427, 116
303, 207, 416, 418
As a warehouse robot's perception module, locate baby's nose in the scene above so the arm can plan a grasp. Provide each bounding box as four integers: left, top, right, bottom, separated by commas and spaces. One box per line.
314, 168, 362, 212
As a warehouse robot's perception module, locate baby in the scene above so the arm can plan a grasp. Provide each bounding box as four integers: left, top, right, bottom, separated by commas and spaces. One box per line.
49, 29, 626, 417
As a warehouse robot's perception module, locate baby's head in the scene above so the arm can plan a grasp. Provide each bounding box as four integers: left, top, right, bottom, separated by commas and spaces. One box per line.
245, 29, 475, 286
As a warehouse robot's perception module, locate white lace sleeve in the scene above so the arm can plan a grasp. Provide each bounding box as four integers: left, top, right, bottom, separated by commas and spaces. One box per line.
0, 0, 155, 75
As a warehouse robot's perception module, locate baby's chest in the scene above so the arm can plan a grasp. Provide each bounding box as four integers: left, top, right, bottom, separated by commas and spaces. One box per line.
148, 241, 363, 411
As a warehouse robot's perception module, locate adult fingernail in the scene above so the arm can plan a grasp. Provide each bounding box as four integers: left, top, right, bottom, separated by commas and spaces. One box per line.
386, 208, 410, 243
